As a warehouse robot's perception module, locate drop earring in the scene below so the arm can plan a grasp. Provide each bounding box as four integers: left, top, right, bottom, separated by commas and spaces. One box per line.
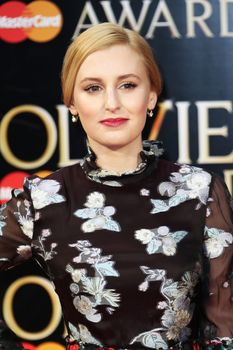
147, 109, 153, 118
72, 115, 79, 123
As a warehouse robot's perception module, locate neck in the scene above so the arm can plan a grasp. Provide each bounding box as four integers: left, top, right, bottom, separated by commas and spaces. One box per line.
88, 139, 143, 173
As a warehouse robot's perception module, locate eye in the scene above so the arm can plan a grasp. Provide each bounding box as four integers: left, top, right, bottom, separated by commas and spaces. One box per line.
120, 82, 137, 90
84, 85, 102, 93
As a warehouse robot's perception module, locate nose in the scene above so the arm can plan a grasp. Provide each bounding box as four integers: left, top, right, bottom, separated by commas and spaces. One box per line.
104, 88, 120, 112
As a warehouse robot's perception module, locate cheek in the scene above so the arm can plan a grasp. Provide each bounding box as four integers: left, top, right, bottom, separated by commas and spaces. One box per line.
125, 98, 148, 116
75, 96, 98, 117
124, 89, 150, 110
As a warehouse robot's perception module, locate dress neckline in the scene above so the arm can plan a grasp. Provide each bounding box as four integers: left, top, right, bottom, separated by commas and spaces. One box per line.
80, 140, 164, 187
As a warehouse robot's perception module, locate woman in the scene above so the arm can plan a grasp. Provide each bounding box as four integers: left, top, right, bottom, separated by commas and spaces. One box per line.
0, 23, 232, 350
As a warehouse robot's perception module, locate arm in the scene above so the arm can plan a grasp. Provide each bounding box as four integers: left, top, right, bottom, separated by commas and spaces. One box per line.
0, 182, 34, 270
201, 175, 233, 347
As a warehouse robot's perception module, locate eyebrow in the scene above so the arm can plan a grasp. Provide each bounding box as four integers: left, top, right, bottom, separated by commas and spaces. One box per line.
80, 74, 141, 84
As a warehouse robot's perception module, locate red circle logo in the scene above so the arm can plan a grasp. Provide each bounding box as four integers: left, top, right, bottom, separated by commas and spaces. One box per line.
0, 1, 63, 43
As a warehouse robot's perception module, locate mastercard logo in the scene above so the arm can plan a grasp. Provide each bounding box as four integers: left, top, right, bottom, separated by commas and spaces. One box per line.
22, 342, 65, 349
0, 1, 63, 43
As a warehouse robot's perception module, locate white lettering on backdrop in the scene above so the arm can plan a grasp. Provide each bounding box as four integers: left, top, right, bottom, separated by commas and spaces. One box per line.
73, 0, 233, 39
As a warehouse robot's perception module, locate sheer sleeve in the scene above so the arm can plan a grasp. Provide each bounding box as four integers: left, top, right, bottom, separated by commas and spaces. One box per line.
202, 175, 233, 345
0, 181, 34, 270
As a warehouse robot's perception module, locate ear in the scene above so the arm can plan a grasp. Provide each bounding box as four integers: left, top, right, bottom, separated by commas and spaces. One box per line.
69, 103, 78, 116
148, 91, 158, 110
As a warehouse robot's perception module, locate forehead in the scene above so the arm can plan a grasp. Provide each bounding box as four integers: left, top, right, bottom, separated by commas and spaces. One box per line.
76, 44, 148, 80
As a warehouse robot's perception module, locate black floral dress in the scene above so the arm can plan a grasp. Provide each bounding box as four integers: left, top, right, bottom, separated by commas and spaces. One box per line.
0, 142, 232, 350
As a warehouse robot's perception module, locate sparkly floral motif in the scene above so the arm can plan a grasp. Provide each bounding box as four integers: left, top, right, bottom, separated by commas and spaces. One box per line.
35, 229, 58, 261
0, 204, 7, 236
66, 240, 120, 323
16, 245, 32, 259
81, 170, 122, 187
85, 192, 105, 208
68, 322, 102, 347
140, 188, 150, 196
151, 165, 212, 214
204, 226, 233, 259
74, 192, 121, 233
102, 180, 123, 187
135, 226, 188, 256
87, 161, 146, 178
0, 221, 6, 236
14, 199, 34, 239
142, 140, 164, 157
26, 177, 66, 210
131, 267, 199, 349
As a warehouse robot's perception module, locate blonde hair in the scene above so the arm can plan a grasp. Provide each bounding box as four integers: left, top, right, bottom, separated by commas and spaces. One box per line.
61, 22, 162, 107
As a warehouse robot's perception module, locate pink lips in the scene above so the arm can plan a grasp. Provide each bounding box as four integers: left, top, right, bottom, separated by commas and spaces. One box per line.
100, 118, 128, 127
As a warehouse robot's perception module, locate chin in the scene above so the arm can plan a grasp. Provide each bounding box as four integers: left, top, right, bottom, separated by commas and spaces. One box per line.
88, 129, 143, 150
100, 136, 141, 150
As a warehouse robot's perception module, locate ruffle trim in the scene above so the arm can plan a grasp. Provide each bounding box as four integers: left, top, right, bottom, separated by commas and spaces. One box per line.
81, 140, 163, 183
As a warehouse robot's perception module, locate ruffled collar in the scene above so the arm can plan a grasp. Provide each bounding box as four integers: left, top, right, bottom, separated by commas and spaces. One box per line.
80, 140, 163, 186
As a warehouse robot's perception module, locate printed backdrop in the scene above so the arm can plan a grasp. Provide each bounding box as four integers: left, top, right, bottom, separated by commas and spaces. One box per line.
0, 0, 233, 348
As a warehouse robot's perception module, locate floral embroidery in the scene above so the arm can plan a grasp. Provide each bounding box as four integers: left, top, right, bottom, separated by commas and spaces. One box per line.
0, 220, 6, 236
17, 245, 32, 259
68, 322, 102, 347
66, 240, 120, 323
13, 189, 23, 196
151, 165, 212, 214
87, 161, 146, 177
204, 226, 233, 258
35, 229, 58, 261
135, 226, 188, 256
206, 207, 211, 217
0, 204, 7, 236
35, 212, 41, 221
142, 140, 164, 157
131, 267, 199, 349
74, 192, 121, 233
79, 160, 123, 187
14, 200, 34, 239
102, 180, 122, 187
140, 188, 150, 196
26, 177, 66, 210
131, 330, 168, 350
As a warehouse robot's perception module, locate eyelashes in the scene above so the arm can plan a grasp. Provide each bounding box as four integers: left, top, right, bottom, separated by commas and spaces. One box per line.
84, 85, 101, 93
120, 82, 137, 89
83, 82, 137, 93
